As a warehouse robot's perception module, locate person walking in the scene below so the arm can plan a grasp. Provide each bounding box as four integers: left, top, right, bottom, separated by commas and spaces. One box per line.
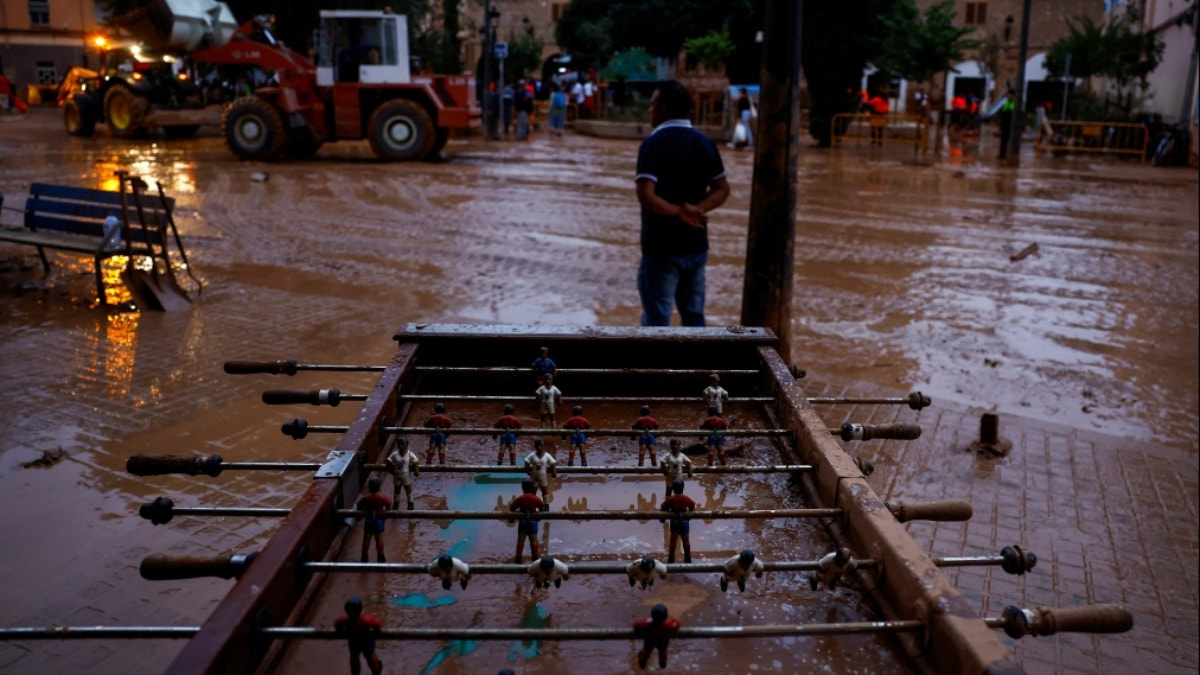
547, 83, 567, 136
736, 87, 754, 148
634, 80, 730, 327
514, 79, 533, 141
998, 88, 1016, 160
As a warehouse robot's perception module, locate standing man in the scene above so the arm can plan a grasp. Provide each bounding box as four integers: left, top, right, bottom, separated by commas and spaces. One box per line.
736, 87, 754, 148
514, 79, 534, 141
998, 88, 1016, 160
634, 80, 730, 327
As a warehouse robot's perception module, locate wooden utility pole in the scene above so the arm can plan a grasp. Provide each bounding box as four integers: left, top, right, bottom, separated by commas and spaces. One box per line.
740, 0, 801, 365
1006, 0, 1032, 165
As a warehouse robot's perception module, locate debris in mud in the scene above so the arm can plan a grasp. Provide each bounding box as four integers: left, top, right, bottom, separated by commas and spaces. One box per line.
1010, 243, 1039, 262
250, 172, 269, 182
984, 358, 1001, 367
21, 448, 67, 468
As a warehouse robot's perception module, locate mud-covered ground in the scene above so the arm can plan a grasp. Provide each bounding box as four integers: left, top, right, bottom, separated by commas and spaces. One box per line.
0, 107, 1196, 674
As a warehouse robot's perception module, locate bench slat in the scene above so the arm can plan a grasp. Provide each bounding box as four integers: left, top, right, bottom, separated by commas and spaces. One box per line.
29, 183, 173, 211
0, 228, 159, 256
26, 213, 165, 245
24, 195, 172, 222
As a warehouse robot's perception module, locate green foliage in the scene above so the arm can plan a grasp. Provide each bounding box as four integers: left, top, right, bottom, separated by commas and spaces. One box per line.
507, 33, 546, 80
683, 25, 735, 71
602, 49, 657, 83
554, 0, 613, 72
1045, 15, 1164, 95
875, 0, 981, 84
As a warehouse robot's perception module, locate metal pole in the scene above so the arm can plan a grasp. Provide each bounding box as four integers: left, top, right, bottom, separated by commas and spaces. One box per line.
1007, 0, 1032, 164
482, 0, 492, 139
740, 0, 800, 364
162, 507, 844, 520
1060, 53, 1072, 121
262, 622, 924, 640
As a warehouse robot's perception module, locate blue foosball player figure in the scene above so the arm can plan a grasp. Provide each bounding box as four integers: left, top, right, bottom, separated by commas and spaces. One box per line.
634, 603, 681, 669
334, 596, 383, 675
532, 346, 557, 386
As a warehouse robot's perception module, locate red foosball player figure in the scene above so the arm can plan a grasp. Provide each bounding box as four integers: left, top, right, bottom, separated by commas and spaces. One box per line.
334, 596, 383, 675
634, 603, 680, 670
424, 402, 453, 464
720, 549, 764, 592
509, 479, 546, 563
660, 479, 696, 563
386, 436, 420, 510
357, 476, 391, 563
564, 405, 591, 466
700, 405, 729, 466
810, 547, 857, 591
493, 404, 522, 466
702, 373, 730, 414
632, 405, 659, 467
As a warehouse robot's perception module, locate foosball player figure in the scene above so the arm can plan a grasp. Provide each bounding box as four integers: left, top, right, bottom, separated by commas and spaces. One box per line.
523, 437, 557, 502
720, 549, 764, 592
564, 405, 591, 466
527, 554, 570, 589
493, 404, 522, 466
626, 555, 668, 590
428, 553, 471, 590
424, 402, 453, 464
535, 375, 563, 429
334, 596, 383, 675
509, 479, 546, 563
810, 547, 857, 591
660, 479, 696, 564
700, 405, 729, 466
386, 435, 420, 510
632, 405, 660, 467
532, 346, 557, 386
357, 476, 391, 563
634, 603, 680, 670
702, 373, 730, 414
660, 439, 694, 492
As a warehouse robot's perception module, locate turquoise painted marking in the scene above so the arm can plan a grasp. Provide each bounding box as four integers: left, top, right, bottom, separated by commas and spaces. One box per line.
437, 473, 525, 560
421, 639, 482, 674
392, 593, 457, 608
507, 603, 550, 661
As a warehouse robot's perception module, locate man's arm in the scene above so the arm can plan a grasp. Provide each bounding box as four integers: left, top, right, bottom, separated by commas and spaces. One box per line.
697, 176, 730, 215
637, 179, 708, 228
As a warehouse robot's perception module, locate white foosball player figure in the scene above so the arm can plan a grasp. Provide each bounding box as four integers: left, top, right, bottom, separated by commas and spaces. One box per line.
720, 549, 764, 592
528, 555, 569, 589
703, 373, 730, 414
523, 438, 558, 502
427, 553, 471, 590
386, 436, 420, 510
810, 547, 857, 591
626, 555, 668, 590
660, 439, 693, 491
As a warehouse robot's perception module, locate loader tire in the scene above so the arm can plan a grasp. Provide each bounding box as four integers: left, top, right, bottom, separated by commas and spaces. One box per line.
223, 97, 287, 162
368, 99, 434, 161
64, 95, 97, 137
104, 84, 148, 138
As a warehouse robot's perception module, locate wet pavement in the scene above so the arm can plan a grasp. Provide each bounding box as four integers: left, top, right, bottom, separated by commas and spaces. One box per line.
0, 107, 1196, 674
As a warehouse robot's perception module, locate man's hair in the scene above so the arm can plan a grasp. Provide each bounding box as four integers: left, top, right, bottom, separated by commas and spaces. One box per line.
656, 80, 692, 120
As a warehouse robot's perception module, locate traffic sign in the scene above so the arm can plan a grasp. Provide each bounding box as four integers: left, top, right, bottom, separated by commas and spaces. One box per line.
494, 42, 508, 59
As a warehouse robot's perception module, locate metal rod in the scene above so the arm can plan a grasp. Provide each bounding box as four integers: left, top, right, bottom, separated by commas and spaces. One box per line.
396, 394, 775, 403
312, 426, 794, 437
258, 621, 925, 640
165, 508, 843, 520
128, 460, 813, 475
413, 366, 761, 376
0, 627, 200, 639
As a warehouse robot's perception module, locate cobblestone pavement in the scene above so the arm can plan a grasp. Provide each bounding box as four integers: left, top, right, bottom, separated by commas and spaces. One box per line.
0, 107, 1196, 673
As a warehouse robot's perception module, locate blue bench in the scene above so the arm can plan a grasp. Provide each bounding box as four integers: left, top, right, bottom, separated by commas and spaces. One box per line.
0, 181, 175, 305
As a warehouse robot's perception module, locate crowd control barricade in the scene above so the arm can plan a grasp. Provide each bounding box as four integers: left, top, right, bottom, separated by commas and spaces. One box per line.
832, 113, 928, 152
1035, 120, 1150, 162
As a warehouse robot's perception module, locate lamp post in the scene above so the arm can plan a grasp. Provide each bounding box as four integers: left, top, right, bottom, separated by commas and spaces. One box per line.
481, 1, 500, 139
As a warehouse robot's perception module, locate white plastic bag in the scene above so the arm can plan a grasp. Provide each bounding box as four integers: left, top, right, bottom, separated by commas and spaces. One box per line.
732, 121, 748, 146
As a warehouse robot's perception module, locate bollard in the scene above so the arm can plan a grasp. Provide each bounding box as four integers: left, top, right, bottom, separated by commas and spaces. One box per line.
969, 412, 1012, 457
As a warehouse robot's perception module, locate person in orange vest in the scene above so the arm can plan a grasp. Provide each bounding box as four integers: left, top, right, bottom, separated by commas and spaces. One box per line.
950, 94, 968, 131
867, 91, 889, 146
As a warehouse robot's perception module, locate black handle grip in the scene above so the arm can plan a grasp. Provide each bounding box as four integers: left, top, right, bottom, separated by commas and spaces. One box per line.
223, 359, 298, 375
888, 500, 973, 522
841, 423, 923, 441
127, 454, 223, 477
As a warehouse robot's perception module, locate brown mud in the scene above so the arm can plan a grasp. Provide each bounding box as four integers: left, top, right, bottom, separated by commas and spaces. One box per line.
0, 108, 1196, 674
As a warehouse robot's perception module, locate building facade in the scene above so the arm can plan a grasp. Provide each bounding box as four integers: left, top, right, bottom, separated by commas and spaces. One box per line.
0, 0, 105, 102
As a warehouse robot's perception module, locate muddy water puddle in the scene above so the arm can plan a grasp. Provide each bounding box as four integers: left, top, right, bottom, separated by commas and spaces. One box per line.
0, 108, 1197, 672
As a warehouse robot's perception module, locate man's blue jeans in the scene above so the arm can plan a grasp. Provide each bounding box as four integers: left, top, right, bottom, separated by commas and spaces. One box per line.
638, 252, 707, 327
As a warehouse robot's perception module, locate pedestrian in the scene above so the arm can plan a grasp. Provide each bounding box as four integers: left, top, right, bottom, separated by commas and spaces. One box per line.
626, 555, 668, 589
634, 603, 680, 670
582, 76, 596, 119
702, 372, 730, 414
867, 90, 889, 146
532, 346, 557, 385
700, 405, 729, 466
424, 402, 452, 464
509, 479, 546, 563
501, 81, 514, 136
386, 436, 420, 510
632, 404, 660, 467
527, 554, 569, 589
720, 549, 764, 592
535, 375, 562, 429
660, 438, 693, 491
810, 547, 857, 591
547, 83, 567, 136
736, 87, 754, 148
998, 88, 1016, 160
634, 80, 730, 327
524, 437, 557, 502
427, 553, 471, 590
514, 79, 533, 141
660, 479, 696, 564
334, 596, 383, 675
356, 476, 391, 563
563, 405, 591, 466
493, 403, 522, 466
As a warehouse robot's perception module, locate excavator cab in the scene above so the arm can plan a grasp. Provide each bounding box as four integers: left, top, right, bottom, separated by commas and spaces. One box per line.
315, 11, 411, 86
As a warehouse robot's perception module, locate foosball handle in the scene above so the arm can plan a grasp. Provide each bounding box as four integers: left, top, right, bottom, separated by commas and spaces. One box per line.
127, 454, 224, 477
1001, 604, 1133, 638
140, 552, 258, 581
840, 423, 923, 441
262, 388, 342, 406
224, 359, 299, 375
888, 499, 973, 522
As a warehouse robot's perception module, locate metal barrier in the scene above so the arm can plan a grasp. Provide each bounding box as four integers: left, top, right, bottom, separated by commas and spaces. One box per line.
832, 113, 928, 151
1035, 120, 1150, 162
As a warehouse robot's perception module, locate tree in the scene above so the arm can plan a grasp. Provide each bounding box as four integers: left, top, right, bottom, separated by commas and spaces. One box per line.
554, 0, 613, 72
802, 0, 893, 147
875, 0, 981, 85
508, 33, 546, 80
683, 25, 736, 71
1045, 15, 1163, 116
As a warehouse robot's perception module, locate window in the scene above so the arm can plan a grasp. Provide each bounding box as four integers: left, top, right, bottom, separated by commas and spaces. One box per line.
36, 61, 57, 85
965, 2, 988, 25
29, 0, 50, 27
